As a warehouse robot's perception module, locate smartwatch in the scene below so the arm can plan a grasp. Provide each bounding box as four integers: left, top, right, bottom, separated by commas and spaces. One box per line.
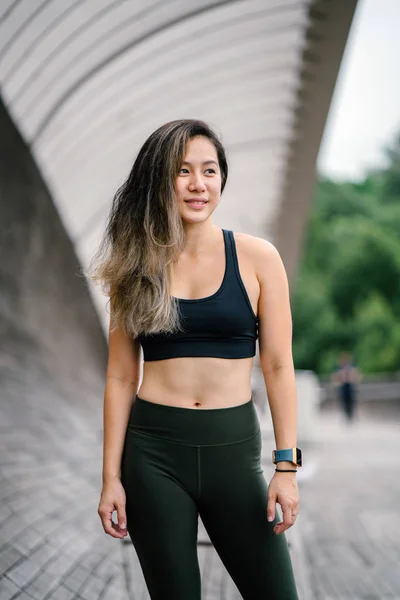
272, 447, 302, 467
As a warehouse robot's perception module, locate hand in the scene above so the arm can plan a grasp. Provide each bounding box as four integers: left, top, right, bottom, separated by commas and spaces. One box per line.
267, 472, 299, 535
98, 478, 128, 539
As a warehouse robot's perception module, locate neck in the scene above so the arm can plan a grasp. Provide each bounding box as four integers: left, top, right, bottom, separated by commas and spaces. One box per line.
181, 221, 222, 255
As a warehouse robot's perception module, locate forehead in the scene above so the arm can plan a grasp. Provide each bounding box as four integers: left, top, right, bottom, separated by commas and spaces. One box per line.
183, 136, 218, 160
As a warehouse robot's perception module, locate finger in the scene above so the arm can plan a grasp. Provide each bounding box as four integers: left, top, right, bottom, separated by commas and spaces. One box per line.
111, 520, 128, 538
103, 516, 125, 538
283, 504, 294, 529
116, 502, 127, 531
274, 505, 295, 534
98, 507, 126, 539
274, 520, 290, 535
267, 493, 277, 522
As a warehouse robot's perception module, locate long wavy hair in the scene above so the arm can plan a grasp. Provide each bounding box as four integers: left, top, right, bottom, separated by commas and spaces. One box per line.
89, 119, 229, 337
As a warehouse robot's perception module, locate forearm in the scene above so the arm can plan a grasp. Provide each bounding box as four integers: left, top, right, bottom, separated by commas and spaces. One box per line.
102, 376, 139, 483
262, 360, 298, 454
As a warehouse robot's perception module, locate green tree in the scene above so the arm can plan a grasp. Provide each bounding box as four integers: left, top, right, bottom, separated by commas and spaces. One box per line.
328, 218, 400, 318
354, 293, 400, 373
292, 129, 400, 375
381, 132, 400, 205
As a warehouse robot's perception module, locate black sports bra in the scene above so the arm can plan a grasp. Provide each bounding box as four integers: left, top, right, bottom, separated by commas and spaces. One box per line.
138, 229, 258, 361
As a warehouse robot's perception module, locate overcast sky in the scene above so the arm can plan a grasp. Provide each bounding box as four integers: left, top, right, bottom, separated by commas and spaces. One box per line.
317, 0, 400, 181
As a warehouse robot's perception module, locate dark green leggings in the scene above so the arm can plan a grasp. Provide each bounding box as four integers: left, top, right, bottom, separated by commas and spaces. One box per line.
120, 396, 298, 599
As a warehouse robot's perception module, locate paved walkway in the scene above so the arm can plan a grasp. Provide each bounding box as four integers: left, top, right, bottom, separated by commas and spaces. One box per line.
1, 370, 399, 599
293, 407, 400, 600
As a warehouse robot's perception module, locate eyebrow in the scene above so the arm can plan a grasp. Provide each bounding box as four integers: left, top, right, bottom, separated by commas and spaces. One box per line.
181, 160, 219, 167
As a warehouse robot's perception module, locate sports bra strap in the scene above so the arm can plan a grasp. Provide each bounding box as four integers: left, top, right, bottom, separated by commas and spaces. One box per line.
225, 230, 257, 320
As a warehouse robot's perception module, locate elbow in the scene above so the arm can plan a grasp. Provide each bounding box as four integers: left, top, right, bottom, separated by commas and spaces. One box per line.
260, 354, 294, 375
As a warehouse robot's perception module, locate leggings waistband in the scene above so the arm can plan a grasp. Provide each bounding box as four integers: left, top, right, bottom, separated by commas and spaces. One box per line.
127, 395, 260, 446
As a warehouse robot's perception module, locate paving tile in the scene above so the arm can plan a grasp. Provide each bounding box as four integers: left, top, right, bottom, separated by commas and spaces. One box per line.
6, 558, 42, 588
11, 592, 35, 600
78, 573, 110, 599
44, 584, 76, 600
12, 528, 49, 555
0, 575, 22, 600
62, 567, 92, 594
79, 550, 107, 571
98, 575, 129, 600
44, 553, 78, 580
0, 502, 14, 525
0, 545, 25, 573
24, 569, 61, 600
0, 514, 34, 546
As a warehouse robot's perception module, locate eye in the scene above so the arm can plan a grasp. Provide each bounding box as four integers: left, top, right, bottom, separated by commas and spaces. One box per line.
205, 168, 216, 174
179, 168, 189, 174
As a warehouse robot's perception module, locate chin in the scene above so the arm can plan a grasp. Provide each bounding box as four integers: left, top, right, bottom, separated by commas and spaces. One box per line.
180, 214, 210, 225
179, 203, 218, 224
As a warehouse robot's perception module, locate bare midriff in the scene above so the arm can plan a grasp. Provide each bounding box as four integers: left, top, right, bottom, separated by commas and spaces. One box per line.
137, 356, 254, 409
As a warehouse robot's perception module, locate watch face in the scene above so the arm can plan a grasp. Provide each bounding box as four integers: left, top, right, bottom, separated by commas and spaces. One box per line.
296, 448, 302, 467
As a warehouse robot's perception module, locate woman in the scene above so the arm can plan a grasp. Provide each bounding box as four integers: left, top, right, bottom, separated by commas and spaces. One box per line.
92, 119, 300, 599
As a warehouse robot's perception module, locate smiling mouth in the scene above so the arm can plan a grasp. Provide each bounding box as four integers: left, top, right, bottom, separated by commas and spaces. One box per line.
184, 199, 208, 204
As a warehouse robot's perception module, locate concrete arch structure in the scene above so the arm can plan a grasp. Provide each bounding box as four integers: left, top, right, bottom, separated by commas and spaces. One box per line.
0, 0, 357, 323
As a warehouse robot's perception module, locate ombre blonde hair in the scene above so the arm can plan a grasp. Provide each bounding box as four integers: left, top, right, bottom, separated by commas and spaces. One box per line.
89, 119, 228, 338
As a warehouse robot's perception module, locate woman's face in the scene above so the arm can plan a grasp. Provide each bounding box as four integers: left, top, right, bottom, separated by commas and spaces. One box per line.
174, 135, 222, 224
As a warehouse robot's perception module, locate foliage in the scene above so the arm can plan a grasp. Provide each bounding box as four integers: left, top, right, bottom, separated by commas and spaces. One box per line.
292, 132, 400, 375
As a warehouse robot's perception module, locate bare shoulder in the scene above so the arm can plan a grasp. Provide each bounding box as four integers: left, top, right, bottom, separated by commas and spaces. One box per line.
232, 231, 283, 278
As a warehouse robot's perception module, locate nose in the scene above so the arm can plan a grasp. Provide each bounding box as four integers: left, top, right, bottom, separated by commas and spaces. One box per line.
188, 170, 206, 192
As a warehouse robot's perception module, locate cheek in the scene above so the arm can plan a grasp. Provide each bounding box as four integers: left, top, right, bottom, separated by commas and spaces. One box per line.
175, 178, 187, 198
210, 180, 222, 201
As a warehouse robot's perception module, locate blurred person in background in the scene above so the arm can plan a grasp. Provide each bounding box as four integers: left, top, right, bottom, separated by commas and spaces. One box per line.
331, 351, 362, 423
90, 119, 300, 599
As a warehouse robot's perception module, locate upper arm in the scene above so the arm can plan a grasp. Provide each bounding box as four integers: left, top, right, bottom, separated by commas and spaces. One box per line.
254, 239, 293, 370
106, 309, 142, 385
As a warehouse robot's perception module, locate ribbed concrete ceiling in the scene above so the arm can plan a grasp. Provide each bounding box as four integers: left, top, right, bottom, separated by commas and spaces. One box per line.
0, 0, 357, 321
